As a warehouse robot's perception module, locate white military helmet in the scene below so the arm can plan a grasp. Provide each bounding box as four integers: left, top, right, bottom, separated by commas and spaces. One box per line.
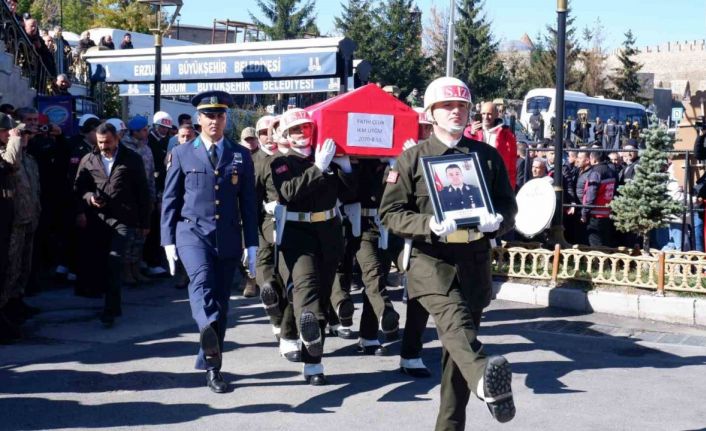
78, 113, 99, 127
152, 111, 174, 128
413, 107, 432, 125
106, 117, 127, 132
255, 115, 275, 133
423, 77, 472, 112
279, 108, 313, 137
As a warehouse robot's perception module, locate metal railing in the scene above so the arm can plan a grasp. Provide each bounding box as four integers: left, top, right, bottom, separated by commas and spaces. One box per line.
492, 242, 706, 295
0, 2, 55, 94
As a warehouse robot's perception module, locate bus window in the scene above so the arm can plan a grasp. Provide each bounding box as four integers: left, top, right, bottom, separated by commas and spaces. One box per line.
527, 96, 551, 113
565, 101, 578, 120
598, 105, 618, 121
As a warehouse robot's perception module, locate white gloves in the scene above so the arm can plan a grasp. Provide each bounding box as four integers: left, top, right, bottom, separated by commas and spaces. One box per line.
403, 139, 417, 151
314, 138, 336, 172
164, 244, 178, 276
332, 155, 352, 173
242, 245, 258, 278
477, 213, 504, 233
263, 200, 278, 215
428, 217, 457, 237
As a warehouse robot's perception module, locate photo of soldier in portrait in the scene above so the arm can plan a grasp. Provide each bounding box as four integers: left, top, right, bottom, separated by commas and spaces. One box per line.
438, 163, 484, 212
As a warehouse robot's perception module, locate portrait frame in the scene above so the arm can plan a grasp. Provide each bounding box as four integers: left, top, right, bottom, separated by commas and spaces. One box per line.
420, 153, 495, 228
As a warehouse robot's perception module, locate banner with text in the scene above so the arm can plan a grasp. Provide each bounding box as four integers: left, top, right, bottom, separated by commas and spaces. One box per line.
91, 51, 338, 83
118, 78, 341, 96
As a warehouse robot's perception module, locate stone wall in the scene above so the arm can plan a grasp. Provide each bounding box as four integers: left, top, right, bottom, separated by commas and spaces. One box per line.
606, 39, 706, 94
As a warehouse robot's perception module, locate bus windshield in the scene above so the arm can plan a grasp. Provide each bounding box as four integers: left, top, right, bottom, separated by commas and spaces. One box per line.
526, 96, 551, 113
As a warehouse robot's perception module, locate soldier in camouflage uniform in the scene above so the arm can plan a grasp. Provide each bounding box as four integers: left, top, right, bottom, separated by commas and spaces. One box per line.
1, 116, 41, 333
121, 115, 156, 285
0, 113, 22, 342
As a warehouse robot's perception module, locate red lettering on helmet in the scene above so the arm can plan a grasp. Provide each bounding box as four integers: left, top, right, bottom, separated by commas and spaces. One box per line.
275, 164, 289, 174
440, 86, 469, 100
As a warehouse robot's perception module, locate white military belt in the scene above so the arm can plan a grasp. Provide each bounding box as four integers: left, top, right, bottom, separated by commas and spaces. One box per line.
361, 208, 378, 217
285, 208, 337, 223
445, 229, 484, 244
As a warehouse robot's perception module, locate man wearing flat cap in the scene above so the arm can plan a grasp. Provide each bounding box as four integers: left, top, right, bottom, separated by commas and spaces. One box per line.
161, 91, 258, 393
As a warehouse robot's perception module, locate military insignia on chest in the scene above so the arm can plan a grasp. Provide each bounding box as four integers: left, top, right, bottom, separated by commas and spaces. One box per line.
231, 153, 243, 185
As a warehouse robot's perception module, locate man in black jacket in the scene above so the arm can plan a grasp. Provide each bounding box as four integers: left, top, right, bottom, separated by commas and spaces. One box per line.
74, 123, 151, 327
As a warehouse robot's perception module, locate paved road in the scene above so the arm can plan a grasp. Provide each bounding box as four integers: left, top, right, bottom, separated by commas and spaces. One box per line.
2, 279, 706, 431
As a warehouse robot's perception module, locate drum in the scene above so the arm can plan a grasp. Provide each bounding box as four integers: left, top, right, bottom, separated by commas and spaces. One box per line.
515, 178, 556, 238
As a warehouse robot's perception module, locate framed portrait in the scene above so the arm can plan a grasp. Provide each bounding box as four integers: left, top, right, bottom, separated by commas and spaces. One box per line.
420, 153, 495, 228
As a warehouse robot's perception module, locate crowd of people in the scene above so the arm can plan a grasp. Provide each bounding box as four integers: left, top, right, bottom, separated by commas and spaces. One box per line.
3, 0, 135, 89
516, 125, 703, 251
0, 73, 521, 428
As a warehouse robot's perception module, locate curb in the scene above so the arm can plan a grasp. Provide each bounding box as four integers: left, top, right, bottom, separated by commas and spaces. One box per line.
493, 281, 706, 327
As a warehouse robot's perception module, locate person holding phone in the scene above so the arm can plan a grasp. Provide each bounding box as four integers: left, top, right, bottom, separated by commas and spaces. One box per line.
74, 123, 152, 328
466, 102, 518, 190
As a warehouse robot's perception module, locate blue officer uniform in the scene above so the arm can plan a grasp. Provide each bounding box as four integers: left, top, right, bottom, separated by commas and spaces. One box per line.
161, 93, 258, 371
439, 183, 483, 212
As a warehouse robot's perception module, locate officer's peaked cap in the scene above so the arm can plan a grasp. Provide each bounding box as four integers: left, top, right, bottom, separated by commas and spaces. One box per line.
192, 91, 233, 113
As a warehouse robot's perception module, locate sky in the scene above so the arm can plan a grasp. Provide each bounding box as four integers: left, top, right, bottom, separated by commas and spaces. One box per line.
176, 0, 706, 51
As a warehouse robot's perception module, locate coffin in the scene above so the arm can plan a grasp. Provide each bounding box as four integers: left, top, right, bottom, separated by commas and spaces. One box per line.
305, 84, 419, 157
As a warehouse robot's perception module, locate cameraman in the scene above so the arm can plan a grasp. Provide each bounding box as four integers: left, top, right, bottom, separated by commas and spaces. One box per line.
16, 107, 67, 293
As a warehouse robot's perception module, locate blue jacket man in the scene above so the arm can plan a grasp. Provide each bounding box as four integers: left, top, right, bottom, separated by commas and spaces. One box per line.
161, 91, 258, 393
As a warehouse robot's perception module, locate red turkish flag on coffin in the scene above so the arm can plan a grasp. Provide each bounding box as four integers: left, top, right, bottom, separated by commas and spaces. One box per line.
304, 84, 419, 157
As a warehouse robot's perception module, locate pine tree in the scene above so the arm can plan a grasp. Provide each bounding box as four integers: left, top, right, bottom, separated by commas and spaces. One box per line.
453, 0, 504, 101
525, 5, 582, 90
609, 30, 646, 103
334, 0, 379, 75
372, 0, 427, 95
249, 0, 319, 41
610, 119, 683, 251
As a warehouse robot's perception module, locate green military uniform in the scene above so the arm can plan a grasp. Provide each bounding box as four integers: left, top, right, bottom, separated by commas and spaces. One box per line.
2, 142, 41, 308
252, 148, 297, 342
331, 158, 400, 347
380, 134, 517, 430
270, 151, 356, 365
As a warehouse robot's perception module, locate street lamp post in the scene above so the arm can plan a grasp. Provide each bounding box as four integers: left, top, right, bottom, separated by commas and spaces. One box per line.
549, 0, 568, 246
137, 0, 183, 113
445, 0, 455, 77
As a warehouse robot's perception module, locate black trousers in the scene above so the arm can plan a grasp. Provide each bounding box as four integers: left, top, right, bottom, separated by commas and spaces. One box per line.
142, 204, 162, 267
587, 216, 614, 247
95, 222, 129, 315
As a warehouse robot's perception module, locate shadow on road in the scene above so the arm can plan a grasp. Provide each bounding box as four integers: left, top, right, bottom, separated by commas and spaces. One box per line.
0, 397, 290, 430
